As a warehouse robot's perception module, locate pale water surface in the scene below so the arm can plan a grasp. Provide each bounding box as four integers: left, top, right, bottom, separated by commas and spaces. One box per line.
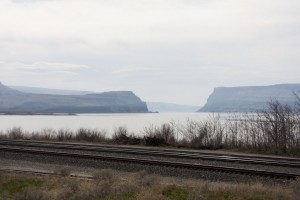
0, 112, 216, 136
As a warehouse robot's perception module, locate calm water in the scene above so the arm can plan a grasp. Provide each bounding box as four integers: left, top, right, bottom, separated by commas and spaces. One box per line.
0, 112, 215, 136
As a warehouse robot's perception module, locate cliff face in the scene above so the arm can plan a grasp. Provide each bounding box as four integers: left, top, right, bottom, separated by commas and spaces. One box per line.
0, 82, 148, 113
199, 84, 300, 112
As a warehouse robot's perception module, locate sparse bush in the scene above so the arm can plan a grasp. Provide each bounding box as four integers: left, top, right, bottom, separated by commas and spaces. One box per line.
6, 127, 24, 140
31, 128, 56, 141
112, 126, 141, 145
56, 128, 73, 141
75, 128, 107, 143
143, 123, 176, 146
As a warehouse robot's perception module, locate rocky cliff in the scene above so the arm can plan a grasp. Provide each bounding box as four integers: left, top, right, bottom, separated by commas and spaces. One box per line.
0, 82, 148, 113
199, 84, 300, 112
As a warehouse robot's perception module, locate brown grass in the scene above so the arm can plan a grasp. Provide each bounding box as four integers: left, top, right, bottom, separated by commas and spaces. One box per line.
0, 170, 299, 200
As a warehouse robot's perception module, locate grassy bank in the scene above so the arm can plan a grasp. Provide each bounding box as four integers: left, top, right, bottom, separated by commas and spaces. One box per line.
0, 169, 299, 200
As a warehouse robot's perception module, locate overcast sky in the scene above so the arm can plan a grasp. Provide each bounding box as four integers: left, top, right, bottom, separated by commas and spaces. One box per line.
0, 0, 299, 105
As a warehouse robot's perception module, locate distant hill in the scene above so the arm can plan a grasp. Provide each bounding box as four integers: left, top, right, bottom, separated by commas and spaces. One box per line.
199, 84, 300, 112
0, 82, 148, 114
12, 85, 199, 113
10, 86, 93, 95
147, 102, 200, 112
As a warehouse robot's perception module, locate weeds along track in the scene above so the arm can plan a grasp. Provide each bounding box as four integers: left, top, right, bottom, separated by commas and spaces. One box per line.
0, 140, 299, 180
0, 168, 93, 180
1, 139, 300, 168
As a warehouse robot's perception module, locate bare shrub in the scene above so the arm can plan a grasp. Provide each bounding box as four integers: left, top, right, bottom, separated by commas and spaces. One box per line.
56, 128, 73, 141
143, 123, 175, 146
31, 128, 56, 141
258, 99, 299, 154
6, 127, 24, 140
75, 128, 107, 143
174, 115, 225, 149
112, 126, 141, 145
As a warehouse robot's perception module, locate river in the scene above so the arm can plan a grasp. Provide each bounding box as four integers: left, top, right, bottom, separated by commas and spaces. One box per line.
0, 112, 217, 135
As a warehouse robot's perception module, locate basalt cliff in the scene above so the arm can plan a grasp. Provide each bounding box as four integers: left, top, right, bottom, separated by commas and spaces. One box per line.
0, 82, 148, 114
199, 84, 300, 112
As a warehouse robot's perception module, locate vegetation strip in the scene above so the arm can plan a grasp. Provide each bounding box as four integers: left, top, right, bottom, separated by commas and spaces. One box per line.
1, 139, 300, 168
0, 146, 299, 180
1, 169, 299, 200
0, 168, 93, 180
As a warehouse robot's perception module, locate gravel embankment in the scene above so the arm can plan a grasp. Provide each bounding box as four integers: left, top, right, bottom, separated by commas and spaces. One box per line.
1, 144, 300, 175
0, 149, 295, 185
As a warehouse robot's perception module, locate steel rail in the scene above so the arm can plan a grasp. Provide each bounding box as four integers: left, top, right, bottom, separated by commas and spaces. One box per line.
0, 139, 300, 168
0, 146, 299, 180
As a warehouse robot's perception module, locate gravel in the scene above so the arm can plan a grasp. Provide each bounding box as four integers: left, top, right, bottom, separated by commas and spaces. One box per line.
0, 150, 294, 185
1, 144, 300, 175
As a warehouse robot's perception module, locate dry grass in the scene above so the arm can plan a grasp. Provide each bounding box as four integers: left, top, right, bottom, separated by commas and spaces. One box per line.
0, 169, 299, 200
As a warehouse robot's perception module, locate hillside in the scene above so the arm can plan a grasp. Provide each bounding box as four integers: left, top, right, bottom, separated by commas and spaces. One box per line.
199, 84, 300, 112
0, 82, 148, 114
10, 86, 93, 95
11, 86, 199, 112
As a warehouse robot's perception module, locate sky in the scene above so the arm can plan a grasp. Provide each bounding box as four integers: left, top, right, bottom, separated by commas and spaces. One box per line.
0, 0, 299, 106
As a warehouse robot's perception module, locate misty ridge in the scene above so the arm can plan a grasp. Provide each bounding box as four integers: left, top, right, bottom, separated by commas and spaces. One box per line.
2, 82, 300, 114
9, 84, 201, 113
199, 84, 300, 112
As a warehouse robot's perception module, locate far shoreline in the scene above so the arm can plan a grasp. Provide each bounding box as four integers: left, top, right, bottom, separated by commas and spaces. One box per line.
0, 111, 158, 116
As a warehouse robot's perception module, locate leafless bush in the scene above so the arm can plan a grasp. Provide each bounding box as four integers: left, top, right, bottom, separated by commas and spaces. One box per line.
56, 128, 73, 141
143, 123, 175, 146
6, 127, 25, 139
174, 115, 225, 149
256, 99, 299, 154
75, 128, 107, 143
31, 128, 56, 141
112, 126, 141, 145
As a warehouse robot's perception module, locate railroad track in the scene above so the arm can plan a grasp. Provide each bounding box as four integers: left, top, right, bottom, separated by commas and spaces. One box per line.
1, 139, 300, 168
0, 145, 299, 180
